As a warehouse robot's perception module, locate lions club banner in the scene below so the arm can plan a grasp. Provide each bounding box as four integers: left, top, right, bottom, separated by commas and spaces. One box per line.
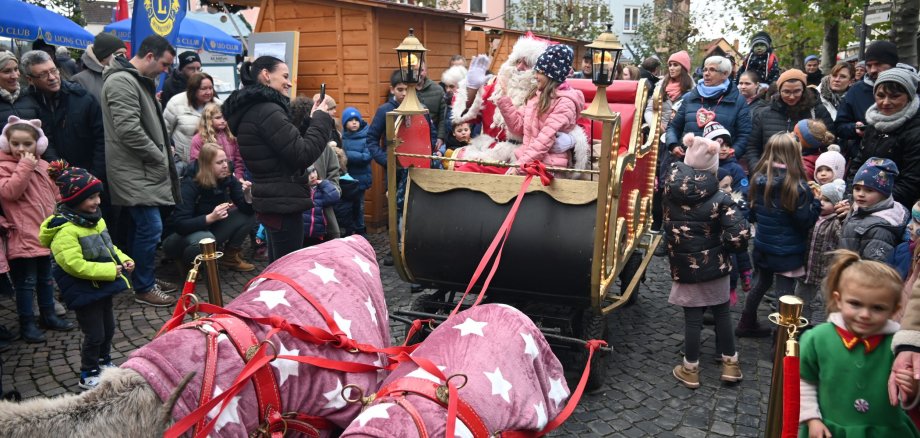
132, 0, 187, 51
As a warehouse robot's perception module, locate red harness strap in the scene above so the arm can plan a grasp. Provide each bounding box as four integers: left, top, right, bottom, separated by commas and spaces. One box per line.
375, 377, 491, 438
193, 330, 220, 436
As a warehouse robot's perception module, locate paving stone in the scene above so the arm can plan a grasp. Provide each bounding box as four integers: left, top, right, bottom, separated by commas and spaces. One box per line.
710, 420, 734, 436
674, 426, 707, 438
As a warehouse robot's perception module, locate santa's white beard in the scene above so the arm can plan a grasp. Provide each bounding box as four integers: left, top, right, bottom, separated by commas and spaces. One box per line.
488, 66, 536, 137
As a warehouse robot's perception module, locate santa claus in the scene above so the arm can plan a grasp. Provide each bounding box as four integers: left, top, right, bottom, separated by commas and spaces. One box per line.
450, 32, 590, 175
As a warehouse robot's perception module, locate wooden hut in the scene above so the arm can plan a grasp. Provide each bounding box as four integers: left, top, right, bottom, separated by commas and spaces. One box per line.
464, 26, 588, 73
253, 0, 474, 232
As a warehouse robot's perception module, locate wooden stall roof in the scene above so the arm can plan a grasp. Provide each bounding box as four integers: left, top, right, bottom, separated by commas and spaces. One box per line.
228, 0, 480, 18
464, 25, 589, 73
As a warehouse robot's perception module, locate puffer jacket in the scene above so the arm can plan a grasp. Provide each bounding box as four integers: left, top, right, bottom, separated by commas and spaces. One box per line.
341, 107, 372, 190
303, 179, 340, 239
744, 97, 833, 171
164, 92, 220, 163
0, 88, 40, 133
666, 85, 752, 159
169, 161, 253, 236
39, 215, 131, 309
71, 46, 104, 101
839, 196, 908, 262
222, 84, 333, 214
101, 57, 181, 207
847, 110, 920, 208
31, 81, 107, 181
497, 83, 585, 168
748, 166, 820, 272
0, 153, 58, 259
663, 162, 749, 284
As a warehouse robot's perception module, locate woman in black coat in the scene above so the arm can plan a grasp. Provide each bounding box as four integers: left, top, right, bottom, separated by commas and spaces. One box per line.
0, 52, 40, 132
744, 69, 833, 171
162, 144, 256, 271
221, 56, 335, 261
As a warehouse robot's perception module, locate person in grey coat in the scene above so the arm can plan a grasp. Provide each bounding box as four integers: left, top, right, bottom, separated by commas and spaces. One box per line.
100, 35, 180, 307
73, 33, 127, 103
416, 61, 447, 150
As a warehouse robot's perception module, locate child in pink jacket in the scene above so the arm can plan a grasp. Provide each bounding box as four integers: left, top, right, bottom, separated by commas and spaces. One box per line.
0, 116, 74, 343
497, 44, 585, 173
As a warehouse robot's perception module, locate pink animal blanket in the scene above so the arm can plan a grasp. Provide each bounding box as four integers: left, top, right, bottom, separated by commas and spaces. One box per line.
123, 236, 390, 437
341, 303, 571, 437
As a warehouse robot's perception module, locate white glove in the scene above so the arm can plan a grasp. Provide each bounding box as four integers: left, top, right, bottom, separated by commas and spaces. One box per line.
550, 132, 575, 153
466, 55, 491, 89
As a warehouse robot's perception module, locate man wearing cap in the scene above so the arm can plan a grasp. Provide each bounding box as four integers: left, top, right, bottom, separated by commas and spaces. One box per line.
835, 41, 898, 157
73, 32, 127, 102
159, 50, 201, 106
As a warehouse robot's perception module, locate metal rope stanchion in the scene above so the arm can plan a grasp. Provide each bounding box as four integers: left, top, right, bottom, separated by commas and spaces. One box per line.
765, 295, 808, 437
198, 238, 223, 307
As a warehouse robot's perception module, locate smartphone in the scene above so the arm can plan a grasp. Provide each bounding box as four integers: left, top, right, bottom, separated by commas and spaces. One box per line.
319, 83, 326, 104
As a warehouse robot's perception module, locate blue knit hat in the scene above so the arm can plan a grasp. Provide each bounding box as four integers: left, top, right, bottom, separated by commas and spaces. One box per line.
804, 55, 819, 64
854, 157, 899, 197
534, 44, 574, 83
341, 106, 365, 126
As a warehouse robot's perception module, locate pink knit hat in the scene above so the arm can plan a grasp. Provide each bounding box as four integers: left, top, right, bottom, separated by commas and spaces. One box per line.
682, 133, 719, 174
668, 51, 691, 73
814, 144, 846, 180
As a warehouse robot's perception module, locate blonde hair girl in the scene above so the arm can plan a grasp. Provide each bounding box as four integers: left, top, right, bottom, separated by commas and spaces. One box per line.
189, 103, 245, 180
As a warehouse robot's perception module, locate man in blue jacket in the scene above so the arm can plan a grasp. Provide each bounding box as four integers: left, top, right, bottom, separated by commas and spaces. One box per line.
835, 41, 898, 158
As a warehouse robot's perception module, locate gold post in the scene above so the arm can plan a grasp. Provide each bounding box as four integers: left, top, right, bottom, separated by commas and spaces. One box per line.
765, 295, 805, 438
198, 238, 223, 307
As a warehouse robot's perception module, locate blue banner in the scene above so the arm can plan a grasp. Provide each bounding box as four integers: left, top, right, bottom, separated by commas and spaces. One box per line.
132, 0, 187, 52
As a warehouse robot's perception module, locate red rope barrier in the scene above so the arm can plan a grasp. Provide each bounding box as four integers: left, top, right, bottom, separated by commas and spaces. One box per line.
782, 356, 800, 438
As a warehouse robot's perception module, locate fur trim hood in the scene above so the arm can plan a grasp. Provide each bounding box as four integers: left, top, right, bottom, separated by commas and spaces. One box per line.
221, 84, 291, 136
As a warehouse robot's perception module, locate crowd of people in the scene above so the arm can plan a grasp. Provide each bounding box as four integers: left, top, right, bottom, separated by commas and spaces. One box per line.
0, 25, 919, 435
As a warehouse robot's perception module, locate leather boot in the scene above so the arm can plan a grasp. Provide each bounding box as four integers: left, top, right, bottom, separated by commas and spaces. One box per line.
219, 247, 255, 272
735, 311, 772, 338
39, 312, 75, 331
0, 324, 18, 342
19, 316, 45, 343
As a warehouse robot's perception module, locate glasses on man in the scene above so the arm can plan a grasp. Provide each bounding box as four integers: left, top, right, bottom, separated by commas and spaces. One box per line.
29, 68, 60, 81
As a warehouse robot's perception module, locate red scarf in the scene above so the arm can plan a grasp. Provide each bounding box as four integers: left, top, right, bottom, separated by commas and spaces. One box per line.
666, 81, 683, 102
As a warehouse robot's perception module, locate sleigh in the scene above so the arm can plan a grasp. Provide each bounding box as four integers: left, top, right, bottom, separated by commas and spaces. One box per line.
386, 78, 665, 389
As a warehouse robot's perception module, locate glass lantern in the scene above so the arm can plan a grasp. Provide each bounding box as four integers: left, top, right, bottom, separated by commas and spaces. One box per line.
396, 28, 427, 85
588, 24, 623, 86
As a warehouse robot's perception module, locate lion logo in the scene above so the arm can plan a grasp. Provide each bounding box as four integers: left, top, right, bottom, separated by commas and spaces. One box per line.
144, 0, 180, 37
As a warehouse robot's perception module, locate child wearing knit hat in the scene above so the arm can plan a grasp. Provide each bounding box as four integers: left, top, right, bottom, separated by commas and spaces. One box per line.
735, 31, 780, 85
665, 132, 750, 389
792, 118, 836, 182
813, 144, 846, 184
798, 178, 846, 325
839, 157, 909, 263
38, 161, 133, 390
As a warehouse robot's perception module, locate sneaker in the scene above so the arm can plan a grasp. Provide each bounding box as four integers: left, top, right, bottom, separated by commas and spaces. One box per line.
79, 370, 101, 390
672, 362, 700, 389
741, 270, 753, 292
155, 278, 178, 294
134, 286, 177, 307
720, 356, 743, 382
98, 357, 117, 370
54, 299, 67, 317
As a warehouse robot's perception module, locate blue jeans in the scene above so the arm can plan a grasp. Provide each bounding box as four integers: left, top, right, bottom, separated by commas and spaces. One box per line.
10, 256, 54, 318
126, 206, 162, 294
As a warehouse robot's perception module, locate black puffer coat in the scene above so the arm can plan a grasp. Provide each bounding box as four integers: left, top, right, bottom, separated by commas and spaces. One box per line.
745, 97, 833, 170
0, 90, 40, 132
31, 81, 107, 180
663, 162, 750, 284
848, 112, 920, 208
222, 84, 334, 214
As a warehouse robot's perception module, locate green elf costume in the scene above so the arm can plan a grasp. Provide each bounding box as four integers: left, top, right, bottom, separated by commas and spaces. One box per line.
799, 312, 920, 437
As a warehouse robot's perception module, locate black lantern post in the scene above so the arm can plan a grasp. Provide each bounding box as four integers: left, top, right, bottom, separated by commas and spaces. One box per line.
394, 28, 428, 114
582, 24, 624, 120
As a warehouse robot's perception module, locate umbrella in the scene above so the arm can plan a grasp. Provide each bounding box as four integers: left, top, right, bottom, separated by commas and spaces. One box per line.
104, 17, 243, 56
0, 0, 93, 49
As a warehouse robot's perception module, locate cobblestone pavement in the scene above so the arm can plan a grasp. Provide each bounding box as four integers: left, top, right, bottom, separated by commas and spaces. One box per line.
0, 233, 775, 436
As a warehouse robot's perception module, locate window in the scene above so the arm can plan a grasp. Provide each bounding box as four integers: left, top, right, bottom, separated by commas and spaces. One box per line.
470, 0, 484, 14
624, 7, 640, 33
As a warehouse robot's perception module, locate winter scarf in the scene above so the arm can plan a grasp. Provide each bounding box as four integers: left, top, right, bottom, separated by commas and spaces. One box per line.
865, 98, 920, 133
0, 86, 19, 104
55, 203, 102, 228
818, 75, 845, 109
666, 81, 684, 102
696, 79, 730, 98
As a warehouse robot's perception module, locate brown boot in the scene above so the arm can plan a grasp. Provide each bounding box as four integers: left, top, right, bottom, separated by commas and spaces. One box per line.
720, 354, 743, 382
220, 247, 256, 272
672, 359, 700, 389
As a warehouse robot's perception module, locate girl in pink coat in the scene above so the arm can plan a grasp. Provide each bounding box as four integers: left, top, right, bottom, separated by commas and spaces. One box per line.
0, 116, 74, 343
497, 44, 585, 174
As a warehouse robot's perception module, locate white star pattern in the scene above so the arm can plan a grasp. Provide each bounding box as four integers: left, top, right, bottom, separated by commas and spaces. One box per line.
354, 402, 394, 427
365, 297, 378, 325
405, 365, 447, 384
534, 401, 548, 429
252, 289, 290, 310
454, 418, 474, 438
333, 311, 353, 339
353, 254, 372, 276
200, 325, 230, 345
207, 386, 242, 433
452, 317, 487, 337
548, 377, 568, 408
322, 378, 349, 410
484, 367, 513, 403
521, 332, 540, 361
246, 277, 266, 291
270, 342, 300, 386
309, 262, 340, 284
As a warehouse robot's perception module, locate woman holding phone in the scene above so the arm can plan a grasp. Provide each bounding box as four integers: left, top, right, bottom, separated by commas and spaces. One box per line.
162, 143, 256, 272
